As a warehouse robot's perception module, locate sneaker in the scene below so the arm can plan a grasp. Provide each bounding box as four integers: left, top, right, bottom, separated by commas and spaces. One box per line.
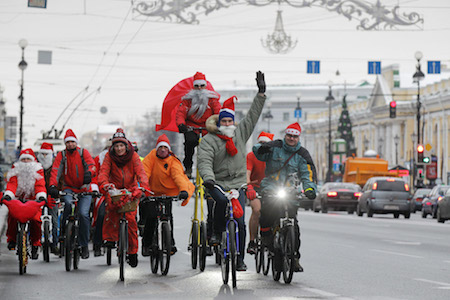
81, 246, 90, 259
171, 245, 177, 255
236, 260, 247, 272
209, 233, 221, 246
127, 254, 138, 268
142, 245, 151, 257
294, 258, 304, 272
7, 241, 16, 250
94, 245, 102, 257
247, 240, 257, 255
31, 246, 39, 260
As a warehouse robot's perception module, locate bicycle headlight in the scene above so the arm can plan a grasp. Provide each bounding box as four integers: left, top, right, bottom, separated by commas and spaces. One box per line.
277, 188, 286, 199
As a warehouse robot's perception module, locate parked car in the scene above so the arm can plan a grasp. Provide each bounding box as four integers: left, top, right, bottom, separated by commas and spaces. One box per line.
422, 185, 450, 218
313, 182, 361, 214
436, 188, 450, 223
357, 177, 412, 219
411, 188, 431, 212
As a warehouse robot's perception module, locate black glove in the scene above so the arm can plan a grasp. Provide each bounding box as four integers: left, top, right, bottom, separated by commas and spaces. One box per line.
83, 171, 92, 184
203, 179, 216, 190
304, 188, 316, 200
256, 71, 265, 94
49, 186, 59, 198
257, 139, 282, 154
38, 196, 47, 203
178, 124, 188, 134
178, 191, 189, 200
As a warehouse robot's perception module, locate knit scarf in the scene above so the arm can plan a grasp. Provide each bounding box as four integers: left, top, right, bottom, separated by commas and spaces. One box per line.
110, 142, 135, 168
216, 134, 238, 156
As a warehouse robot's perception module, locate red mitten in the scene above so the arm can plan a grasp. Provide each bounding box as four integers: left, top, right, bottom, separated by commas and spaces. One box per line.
46, 197, 57, 209
231, 198, 244, 219
131, 187, 142, 200
246, 185, 257, 201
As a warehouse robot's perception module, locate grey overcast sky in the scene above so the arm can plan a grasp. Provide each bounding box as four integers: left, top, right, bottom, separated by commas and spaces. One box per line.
0, 0, 449, 146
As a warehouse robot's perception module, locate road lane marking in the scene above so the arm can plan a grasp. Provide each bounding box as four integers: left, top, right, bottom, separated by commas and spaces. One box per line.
303, 287, 355, 299
382, 239, 421, 245
414, 278, 450, 289
371, 249, 423, 258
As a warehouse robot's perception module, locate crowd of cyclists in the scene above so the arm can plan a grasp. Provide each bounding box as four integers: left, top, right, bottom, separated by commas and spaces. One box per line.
0, 71, 317, 280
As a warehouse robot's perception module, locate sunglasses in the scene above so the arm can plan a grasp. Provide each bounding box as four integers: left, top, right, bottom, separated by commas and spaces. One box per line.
194, 84, 206, 88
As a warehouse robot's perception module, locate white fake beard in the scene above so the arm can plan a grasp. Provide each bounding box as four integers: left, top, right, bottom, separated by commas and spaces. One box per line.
219, 125, 236, 138
37, 153, 53, 170
183, 89, 219, 120
12, 162, 42, 199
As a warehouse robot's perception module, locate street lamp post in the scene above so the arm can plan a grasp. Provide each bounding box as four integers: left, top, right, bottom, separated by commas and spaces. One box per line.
325, 81, 335, 182
394, 134, 400, 165
18, 39, 28, 152
413, 51, 425, 146
263, 102, 273, 132
296, 92, 301, 123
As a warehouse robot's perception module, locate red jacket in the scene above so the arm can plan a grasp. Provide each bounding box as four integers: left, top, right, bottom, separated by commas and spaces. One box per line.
4, 162, 47, 200
98, 151, 150, 192
175, 98, 221, 129
50, 147, 97, 192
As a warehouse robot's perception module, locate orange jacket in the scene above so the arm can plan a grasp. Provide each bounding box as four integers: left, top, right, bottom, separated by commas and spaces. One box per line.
142, 149, 194, 201
98, 152, 149, 192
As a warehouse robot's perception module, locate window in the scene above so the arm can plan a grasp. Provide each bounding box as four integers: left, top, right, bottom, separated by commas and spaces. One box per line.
377, 180, 407, 192
283, 112, 289, 121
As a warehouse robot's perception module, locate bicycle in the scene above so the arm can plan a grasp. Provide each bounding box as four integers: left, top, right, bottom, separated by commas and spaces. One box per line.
187, 126, 208, 271
252, 195, 271, 275
41, 198, 60, 262
264, 186, 302, 284
60, 191, 100, 272
141, 194, 178, 276
214, 184, 245, 288
3, 198, 46, 275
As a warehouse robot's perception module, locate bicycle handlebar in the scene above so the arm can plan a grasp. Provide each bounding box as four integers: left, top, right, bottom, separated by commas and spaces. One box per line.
58, 191, 102, 199
187, 126, 207, 132
140, 195, 179, 204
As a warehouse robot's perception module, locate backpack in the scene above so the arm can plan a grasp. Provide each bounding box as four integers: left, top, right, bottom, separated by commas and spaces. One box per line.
61, 148, 88, 176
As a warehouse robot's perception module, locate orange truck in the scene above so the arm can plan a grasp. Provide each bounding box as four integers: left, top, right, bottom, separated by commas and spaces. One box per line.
342, 156, 396, 187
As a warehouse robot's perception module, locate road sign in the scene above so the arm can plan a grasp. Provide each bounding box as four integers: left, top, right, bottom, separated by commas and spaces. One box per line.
294, 109, 302, 118
427, 61, 441, 74
425, 143, 432, 151
28, 0, 47, 8
368, 61, 381, 74
307, 61, 320, 74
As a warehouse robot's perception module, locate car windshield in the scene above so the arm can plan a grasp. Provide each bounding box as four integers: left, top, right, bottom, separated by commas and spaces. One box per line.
327, 184, 360, 191
377, 180, 407, 192
415, 189, 431, 196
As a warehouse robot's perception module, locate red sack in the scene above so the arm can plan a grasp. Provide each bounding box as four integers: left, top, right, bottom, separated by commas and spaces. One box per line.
4, 199, 44, 223
231, 198, 244, 219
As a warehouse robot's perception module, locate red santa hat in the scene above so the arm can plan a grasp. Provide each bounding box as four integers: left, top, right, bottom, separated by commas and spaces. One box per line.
218, 96, 237, 123
40, 142, 54, 154
64, 129, 78, 143
111, 128, 128, 145
285, 122, 301, 136
19, 148, 37, 162
193, 72, 207, 86
156, 134, 171, 151
258, 131, 274, 143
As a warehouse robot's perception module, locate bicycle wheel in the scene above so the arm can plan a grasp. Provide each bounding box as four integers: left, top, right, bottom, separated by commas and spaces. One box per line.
255, 237, 262, 274
18, 224, 27, 275
220, 232, 229, 285
73, 226, 80, 270
199, 221, 207, 272
160, 222, 172, 275
228, 221, 237, 288
282, 226, 295, 284
43, 221, 50, 263
150, 227, 159, 274
262, 245, 271, 276
65, 222, 74, 272
106, 247, 112, 266
190, 220, 198, 269
119, 221, 127, 281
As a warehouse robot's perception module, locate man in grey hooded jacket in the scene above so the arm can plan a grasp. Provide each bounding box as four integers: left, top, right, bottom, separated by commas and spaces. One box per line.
198, 71, 266, 272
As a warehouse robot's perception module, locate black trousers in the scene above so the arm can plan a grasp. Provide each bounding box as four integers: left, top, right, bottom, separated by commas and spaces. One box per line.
93, 201, 106, 246
141, 201, 174, 247
183, 131, 199, 170
259, 195, 301, 257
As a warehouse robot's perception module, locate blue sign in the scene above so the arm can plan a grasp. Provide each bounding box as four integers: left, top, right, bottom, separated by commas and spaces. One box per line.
28, 0, 47, 8
428, 61, 441, 74
294, 109, 302, 118
368, 61, 381, 74
307, 61, 320, 74
333, 163, 341, 172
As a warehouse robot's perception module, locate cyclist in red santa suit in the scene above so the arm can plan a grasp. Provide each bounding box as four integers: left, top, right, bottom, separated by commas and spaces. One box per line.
175, 72, 221, 178
2, 148, 47, 259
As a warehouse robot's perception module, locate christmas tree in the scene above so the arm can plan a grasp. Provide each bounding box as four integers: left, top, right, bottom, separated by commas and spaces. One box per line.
337, 95, 356, 156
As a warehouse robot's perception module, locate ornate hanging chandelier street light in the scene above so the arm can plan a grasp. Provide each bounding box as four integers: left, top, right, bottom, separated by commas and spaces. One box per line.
261, 10, 297, 54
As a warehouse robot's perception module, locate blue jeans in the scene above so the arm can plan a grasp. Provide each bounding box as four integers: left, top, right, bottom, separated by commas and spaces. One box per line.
62, 189, 92, 247
208, 186, 246, 262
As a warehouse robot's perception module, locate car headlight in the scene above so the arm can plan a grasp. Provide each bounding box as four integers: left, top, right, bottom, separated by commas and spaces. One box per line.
277, 189, 286, 199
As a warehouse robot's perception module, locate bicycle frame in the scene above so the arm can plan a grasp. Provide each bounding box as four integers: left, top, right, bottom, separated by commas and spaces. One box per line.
192, 127, 207, 225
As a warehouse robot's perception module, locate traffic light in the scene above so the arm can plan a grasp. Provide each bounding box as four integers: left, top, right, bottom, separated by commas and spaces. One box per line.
417, 144, 424, 163
423, 156, 431, 164
389, 101, 396, 118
